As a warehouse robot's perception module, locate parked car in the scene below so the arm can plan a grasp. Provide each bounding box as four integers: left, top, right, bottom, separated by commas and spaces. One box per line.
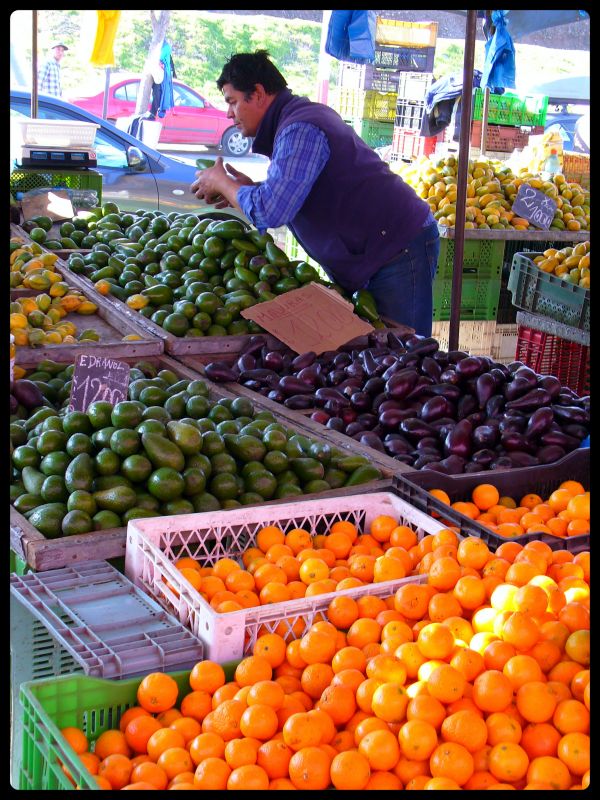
10, 89, 249, 217
67, 74, 252, 156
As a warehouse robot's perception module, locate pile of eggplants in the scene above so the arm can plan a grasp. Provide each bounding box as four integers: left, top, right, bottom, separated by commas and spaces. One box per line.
204, 332, 590, 474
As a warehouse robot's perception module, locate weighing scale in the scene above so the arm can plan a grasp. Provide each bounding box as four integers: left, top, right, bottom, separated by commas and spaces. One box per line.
19, 145, 97, 168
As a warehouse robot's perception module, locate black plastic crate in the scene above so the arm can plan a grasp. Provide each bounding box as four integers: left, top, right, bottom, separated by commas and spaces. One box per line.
395, 99, 426, 130
497, 286, 518, 324
375, 44, 435, 73
392, 449, 589, 554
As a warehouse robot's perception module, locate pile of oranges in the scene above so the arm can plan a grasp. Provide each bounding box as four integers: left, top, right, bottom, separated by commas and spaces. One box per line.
62, 525, 589, 790
430, 479, 590, 539
165, 516, 427, 614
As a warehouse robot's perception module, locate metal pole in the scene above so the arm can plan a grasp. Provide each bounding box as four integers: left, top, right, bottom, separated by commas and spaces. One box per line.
317, 10, 332, 104
448, 8, 477, 352
31, 10, 38, 118
102, 67, 111, 119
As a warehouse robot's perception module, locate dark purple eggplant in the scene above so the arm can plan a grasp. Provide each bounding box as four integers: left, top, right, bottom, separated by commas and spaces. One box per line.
401, 418, 438, 441
243, 379, 263, 391
485, 394, 505, 418
291, 351, 316, 370
505, 388, 552, 411
504, 376, 536, 401
537, 445, 567, 464
428, 416, 456, 431
507, 361, 525, 372
310, 410, 330, 425
473, 425, 499, 449
350, 391, 371, 412
464, 461, 488, 473
204, 362, 238, 383
284, 395, 314, 410
471, 448, 497, 467
267, 389, 285, 403
508, 451, 540, 467
404, 376, 436, 402
416, 436, 440, 451
384, 437, 413, 457
439, 368, 461, 385
279, 375, 315, 396
323, 398, 349, 417
540, 430, 581, 451
555, 390, 580, 406
297, 364, 323, 386
385, 369, 419, 399
362, 349, 382, 377
379, 408, 418, 428
345, 362, 366, 382
326, 417, 345, 432
359, 432, 386, 453
397, 352, 422, 369
476, 373, 497, 409
10, 394, 18, 414
421, 396, 454, 423
490, 367, 509, 384
386, 331, 406, 351
357, 412, 378, 429
490, 456, 513, 470
237, 353, 256, 372
444, 419, 473, 459
421, 356, 443, 381
438, 423, 457, 440
562, 423, 589, 440
499, 418, 527, 435
240, 335, 267, 357
525, 407, 554, 439
436, 454, 466, 475
327, 369, 346, 386
341, 408, 358, 425
381, 360, 403, 380
428, 383, 462, 401
363, 377, 386, 396
379, 354, 398, 368
378, 399, 405, 413
415, 455, 447, 470
466, 411, 487, 427
394, 454, 416, 466
500, 432, 537, 454
333, 352, 352, 369
455, 356, 483, 377
515, 365, 538, 384
345, 421, 366, 437
240, 368, 280, 385
263, 350, 285, 372
553, 405, 589, 425
406, 336, 438, 356
338, 378, 363, 396
457, 395, 478, 420
372, 392, 390, 413
536, 375, 562, 400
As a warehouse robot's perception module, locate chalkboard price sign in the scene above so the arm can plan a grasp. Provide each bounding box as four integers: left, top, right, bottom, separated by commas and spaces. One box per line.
68, 353, 130, 412
511, 184, 558, 230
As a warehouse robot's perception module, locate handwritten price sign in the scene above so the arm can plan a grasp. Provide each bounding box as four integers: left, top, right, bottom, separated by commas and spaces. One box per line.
511, 184, 558, 230
68, 354, 130, 412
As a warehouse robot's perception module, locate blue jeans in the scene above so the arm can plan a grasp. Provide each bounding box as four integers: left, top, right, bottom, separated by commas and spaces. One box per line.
366, 219, 440, 336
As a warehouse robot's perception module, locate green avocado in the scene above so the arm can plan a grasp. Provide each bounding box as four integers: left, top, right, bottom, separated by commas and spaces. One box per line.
93, 486, 138, 514
141, 432, 185, 471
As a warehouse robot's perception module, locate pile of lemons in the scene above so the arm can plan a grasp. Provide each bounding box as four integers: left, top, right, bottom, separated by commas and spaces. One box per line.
531, 241, 590, 290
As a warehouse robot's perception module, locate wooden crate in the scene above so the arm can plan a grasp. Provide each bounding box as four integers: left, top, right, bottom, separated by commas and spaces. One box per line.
10, 354, 396, 572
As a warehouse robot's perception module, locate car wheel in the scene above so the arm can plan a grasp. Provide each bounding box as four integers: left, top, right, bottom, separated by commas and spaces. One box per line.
222, 127, 251, 157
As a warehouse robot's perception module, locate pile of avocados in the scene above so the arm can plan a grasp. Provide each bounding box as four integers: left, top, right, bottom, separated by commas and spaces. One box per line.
10, 360, 383, 539
58, 204, 339, 338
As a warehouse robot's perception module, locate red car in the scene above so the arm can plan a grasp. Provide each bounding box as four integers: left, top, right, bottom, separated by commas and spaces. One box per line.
67, 74, 252, 156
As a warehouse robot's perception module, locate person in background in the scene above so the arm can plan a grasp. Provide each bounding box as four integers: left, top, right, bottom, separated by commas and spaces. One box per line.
190, 50, 440, 337
38, 43, 68, 98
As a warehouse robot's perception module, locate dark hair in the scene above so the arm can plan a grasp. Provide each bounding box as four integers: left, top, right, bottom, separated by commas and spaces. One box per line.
217, 50, 287, 98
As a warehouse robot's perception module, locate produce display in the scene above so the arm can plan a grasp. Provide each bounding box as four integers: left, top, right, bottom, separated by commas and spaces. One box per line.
9, 291, 100, 348
530, 241, 590, 291
429, 480, 590, 539
10, 360, 383, 538
204, 332, 590, 473
40, 204, 387, 336
50, 521, 589, 790
391, 156, 590, 232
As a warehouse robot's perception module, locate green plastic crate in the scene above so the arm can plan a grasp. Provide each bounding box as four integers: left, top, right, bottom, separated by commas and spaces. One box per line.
10, 548, 30, 576
352, 118, 394, 148
436, 238, 505, 282
432, 275, 501, 322
10, 168, 103, 205
18, 663, 239, 790
508, 252, 590, 331
472, 89, 549, 127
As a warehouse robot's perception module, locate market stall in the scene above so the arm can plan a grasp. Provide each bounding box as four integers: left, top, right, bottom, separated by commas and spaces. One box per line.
10, 10, 589, 792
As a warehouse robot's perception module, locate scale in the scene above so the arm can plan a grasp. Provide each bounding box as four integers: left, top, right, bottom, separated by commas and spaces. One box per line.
20, 145, 97, 168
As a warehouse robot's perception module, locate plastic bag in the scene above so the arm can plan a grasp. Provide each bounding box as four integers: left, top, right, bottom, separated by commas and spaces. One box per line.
19, 186, 99, 209
481, 10, 516, 91
325, 10, 376, 64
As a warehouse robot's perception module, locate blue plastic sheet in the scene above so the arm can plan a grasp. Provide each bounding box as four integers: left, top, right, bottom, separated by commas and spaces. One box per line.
481, 10, 516, 91
325, 10, 376, 64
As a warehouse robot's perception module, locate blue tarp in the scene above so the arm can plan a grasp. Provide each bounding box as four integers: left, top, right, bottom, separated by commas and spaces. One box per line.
481, 10, 515, 91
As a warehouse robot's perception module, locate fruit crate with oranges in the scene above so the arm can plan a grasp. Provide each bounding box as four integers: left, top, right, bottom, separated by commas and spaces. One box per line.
392, 448, 590, 554
125, 491, 450, 662
10, 560, 205, 788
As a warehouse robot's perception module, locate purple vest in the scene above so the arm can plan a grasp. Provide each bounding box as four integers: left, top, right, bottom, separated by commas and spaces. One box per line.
252, 90, 431, 291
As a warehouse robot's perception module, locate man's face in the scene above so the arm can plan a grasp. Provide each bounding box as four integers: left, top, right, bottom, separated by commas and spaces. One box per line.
221, 83, 267, 138
53, 46, 66, 61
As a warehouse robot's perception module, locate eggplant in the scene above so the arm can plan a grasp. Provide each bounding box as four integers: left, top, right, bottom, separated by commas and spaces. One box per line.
555, 391, 580, 406
499, 418, 527, 435
416, 436, 440, 451
438, 423, 457, 440
457, 395, 478, 420
326, 417, 345, 432
394, 454, 416, 466
345, 421, 366, 437
507, 361, 525, 372
284, 395, 314, 410
500, 432, 537, 454
514, 365, 538, 384
386, 331, 406, 351
340, 408, 358, 425
540, 431, 581, 451
385, 369, 419, 399
310, 410, 330, 425
439, 368, 461, 385
357, 412, 378, 430
350, 392, 371, 412
297, 364, 323, 386
562, 423, 589, 441
553, 405, 589, 425
292, 351, 316, 370
433, 454, 466, 475
345, 362, 366, 382
447, 350, 470, 364
537, 375, 562, 400
415, 455, 446, 470
379, 408, 418, 428
379, 354, 399, 368
429, 383, 462, 401
490, 367, 509, 384
240, 368, 280, 385
537, 445, 567, 464
333, 352, 352, 369
490, 456, 513, 470
279, 375, 315, 396
471, 448, 497, 467
327, 369, 347, 386
204, 362, 238, 383
338, 377, 363, 395
243, 379, 263, 391
525, 407, 554, 439
455, 356, 483, 377
507, 451, 540, 468
401, 418, 438, 441
240, 335, 267, 357
362, 349, 383, 377
420, 396, 454, 423
473, 425, 499, 449
281, 353, 294, 372
267, 389, 285, 403
505, 388, 552, 411
466, 411, 487, 427
428, 416, 456, 432
504, 376, 535, 401
324, 398, 350, 417
464, 461, 488, 473
421, 356, 443, 381
372, 392, 390, 413
384, 437, 413, 457
236, 353, 256, 372
263, 350, 285, 372
476, 373, 497, 409
397, 352, 422, 369
363, 377, 386, 396
378, 399, 406, 413
359, 432, 386, 453
10, 394, 18, 414
444, 419, 473, 459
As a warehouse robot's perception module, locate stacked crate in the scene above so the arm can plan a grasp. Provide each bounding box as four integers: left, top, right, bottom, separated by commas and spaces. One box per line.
333, 19, 437, 152
465, 90, 547, 153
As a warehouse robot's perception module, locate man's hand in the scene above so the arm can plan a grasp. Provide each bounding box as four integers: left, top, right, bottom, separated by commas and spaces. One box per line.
190, 157, 255, 209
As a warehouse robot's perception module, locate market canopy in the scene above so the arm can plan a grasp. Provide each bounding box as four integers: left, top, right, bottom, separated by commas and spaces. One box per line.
451, 9, 589, 40
517, 75, 589, 105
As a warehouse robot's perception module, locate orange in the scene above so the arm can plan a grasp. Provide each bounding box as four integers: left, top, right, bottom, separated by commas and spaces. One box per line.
559, 480, 585, 496
97, 754, 132, 790
441, 710, 487, 753
426, 664, 466, 705
155, 709, 182, 726
472, 670, 513, 713
284, 528, 313, 554
427, 556, 462, 591
299, 629, 336, 665
118, 707, 151, 733
472, 484, 500, 511
346, 617, 381, 649
124, 715, 163, 753
168, 717, 201, 746
201, 700, 246, 742
93, 775, 113, 789
246, 680, 285, 710
329, 519, 358, 542
370, 682, 409, 723
500, 611, 540, 652
60, 727, 88, 755
553, 698, 589, 735
316, 685, 356, 726
189, 660, 225, 694
365, 653, 406, 684
298, 557, 329, 585
193, 757, 231, 790
239, 704, 279, 741
79, 752, 101, 775
300, 663, 335, 700
358, 728, 400, 771
225, 569, 256, 592
129, 761, 168, 790
137, 672, 179, 714
557, 731, 589, 776
370, 514, 398, 542
234, 655, 272, 687
486, 712, 522, 746
188, 731, 226, 766
453, 574, 486, 610
398, 718, 438, 760
502, 654, 543, 691
394, 583, 430, 619
348, 554, 376, 582
430, 742, 474, 786
330, 750, 371, 790
256, 525, 285, 553
526, 756, 571, 791
323, 531, 353, 559
93, 730, 132, 760
288, 746, 331, 790
565, 493, 589, 521
256, 738, 293, 779
450, 647, 485, 682
156, 746, 193, 781
389, 524, 418, 549
547, 488, 573, 513
566, 518, 590, 535
488, 742, 529, 783
520, 722, 561, 760
416, 622, 455, 660
373, 554, 406, 582
516, 681, 557, 723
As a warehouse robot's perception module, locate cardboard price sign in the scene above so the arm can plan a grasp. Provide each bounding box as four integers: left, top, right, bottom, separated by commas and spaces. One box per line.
241, 283, 374, 355
511, 184, 558, 230
68, 353, 130, 412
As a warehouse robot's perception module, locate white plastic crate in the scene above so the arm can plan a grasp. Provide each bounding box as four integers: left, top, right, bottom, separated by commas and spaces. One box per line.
432, 321, 518, 364
125, 492, 449, 662
16, 119, 99, 148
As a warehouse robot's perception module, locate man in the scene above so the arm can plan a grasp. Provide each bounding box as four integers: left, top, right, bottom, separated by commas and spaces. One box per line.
38, 43, 68, 98
191, 50, 440, 336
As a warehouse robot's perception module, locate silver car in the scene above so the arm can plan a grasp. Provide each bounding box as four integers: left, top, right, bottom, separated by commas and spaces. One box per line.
10, 89, 248, 218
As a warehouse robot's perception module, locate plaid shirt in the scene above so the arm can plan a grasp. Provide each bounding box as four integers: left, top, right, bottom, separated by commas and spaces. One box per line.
38, 58, 62, 97
238, 122, 330, 233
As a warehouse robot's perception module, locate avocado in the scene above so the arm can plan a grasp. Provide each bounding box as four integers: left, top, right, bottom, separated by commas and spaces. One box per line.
290, 457, 325, 483
62, 510, 94, 536
92, 510, 122, 530
21, 466, 46, 496
64, 453, 95, 493
26, 503, 67, 538
345, 465, 383, 485
13, 493, 45, 515
166, 421, 203, 456
148, 468, 185, 502
40, 475, 69, 503
141, 432, 185, 472
223, 433, 267, 464
93, 486, 138, 514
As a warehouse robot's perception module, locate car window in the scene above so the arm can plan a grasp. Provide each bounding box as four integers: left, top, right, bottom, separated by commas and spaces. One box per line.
173, 85, 204, 108
10, 102, 129, 169
114, 82, 139, 102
